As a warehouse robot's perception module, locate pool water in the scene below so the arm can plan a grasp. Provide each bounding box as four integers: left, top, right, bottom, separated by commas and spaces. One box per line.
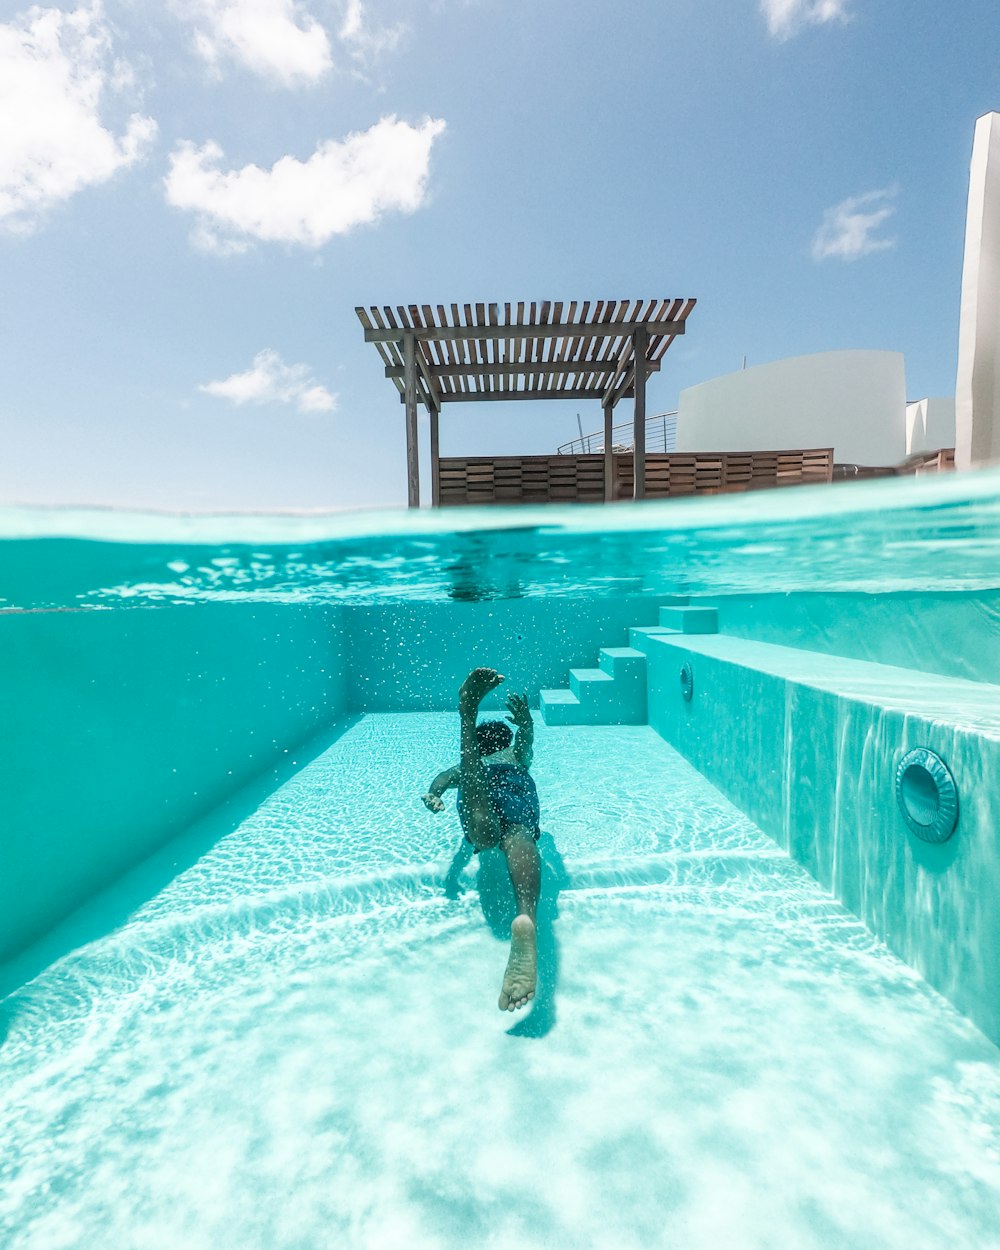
3, 716, 999, 1249
3, 469, 1000, 610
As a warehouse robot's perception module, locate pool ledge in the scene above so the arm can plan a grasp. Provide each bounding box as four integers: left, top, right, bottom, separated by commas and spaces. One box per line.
640, 630, 1000, 1048
636, 632, 1000, 738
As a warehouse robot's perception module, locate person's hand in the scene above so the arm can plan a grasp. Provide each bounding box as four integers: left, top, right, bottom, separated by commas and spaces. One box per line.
422, 793, 444, 813
505, 691, 531, 728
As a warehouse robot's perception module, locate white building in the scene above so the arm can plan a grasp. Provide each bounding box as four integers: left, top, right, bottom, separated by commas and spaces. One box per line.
956, 111, 1000, 468
674, 111, 1000, 469
676, 349, 954, 467
906, 397, 957, 456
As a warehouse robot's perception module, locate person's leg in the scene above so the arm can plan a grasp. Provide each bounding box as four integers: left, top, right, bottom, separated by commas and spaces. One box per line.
458, 667, 503, 852
497, 825, 540, 1011
500, 827, 540, 922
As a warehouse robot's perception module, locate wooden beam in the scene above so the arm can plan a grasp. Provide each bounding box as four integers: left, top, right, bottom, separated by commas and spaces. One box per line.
385, 360, 662, 381
633, 327, 648, 500
601, 349, 636, 409
402, 387, 636, 406
610, 368, 636, 409
364, 319, 687, 344
436, 388, 612, 403
603, 400, 614, 501
414, 350, 441, 411
430, 408, 441, 506
403, 331, 419, 508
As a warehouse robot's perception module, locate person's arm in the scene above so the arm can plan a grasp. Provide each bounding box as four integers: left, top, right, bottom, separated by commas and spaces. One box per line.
505, 692, 534, 768
422, 765, 460, 812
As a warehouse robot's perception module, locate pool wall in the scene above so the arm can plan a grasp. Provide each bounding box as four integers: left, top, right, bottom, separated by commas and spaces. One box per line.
6, 578, 999, 1047
345, 596, 663, 710
641, 628, 1000, 1045
2, 594, 662, 967
695, 590, 1000, 685
0, 603, 348, 963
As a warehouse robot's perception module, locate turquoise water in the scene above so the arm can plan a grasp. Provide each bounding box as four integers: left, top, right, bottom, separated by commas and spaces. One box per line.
3, 471, 1000, 1248
3, 469, 1000, 609
4, 717, 1000, 1249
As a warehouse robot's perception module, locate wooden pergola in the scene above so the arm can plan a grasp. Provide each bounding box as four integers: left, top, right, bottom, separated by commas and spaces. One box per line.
356, 299, 696, 506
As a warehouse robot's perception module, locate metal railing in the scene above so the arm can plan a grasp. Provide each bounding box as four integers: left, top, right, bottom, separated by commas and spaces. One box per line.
557, 410, 678, 455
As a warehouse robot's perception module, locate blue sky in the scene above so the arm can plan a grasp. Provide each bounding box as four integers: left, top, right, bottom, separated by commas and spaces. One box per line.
1, 0, 998, 510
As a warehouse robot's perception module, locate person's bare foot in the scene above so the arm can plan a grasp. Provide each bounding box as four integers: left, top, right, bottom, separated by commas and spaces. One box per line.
498, 915, 536, 1011
460, 667, 504, 711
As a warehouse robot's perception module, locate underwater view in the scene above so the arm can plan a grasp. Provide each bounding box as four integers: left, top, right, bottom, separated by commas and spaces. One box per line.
5, 0, 1000, 1244
3, 471, 1000, 1249
3, 468, 1000, 610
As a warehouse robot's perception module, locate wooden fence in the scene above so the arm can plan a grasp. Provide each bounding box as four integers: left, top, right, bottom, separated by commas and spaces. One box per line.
833, 447, 956, 481
437, 448, 835, 506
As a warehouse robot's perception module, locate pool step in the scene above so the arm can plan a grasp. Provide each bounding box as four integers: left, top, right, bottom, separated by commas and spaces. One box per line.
540, 646, 647, 726
537, 687, 585, 726
539, 602, 716, 727
658, 605, 718, 633
629, 625, 681, 648
599, 645, 647, 679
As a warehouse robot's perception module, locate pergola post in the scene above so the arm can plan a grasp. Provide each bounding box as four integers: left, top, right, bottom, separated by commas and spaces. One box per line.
603, 400, 615, 501
403, 330, 420, 508
632, 326, 648, 500
430, 408, 441, 506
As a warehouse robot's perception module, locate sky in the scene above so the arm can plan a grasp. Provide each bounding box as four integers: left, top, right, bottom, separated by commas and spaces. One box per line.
1, 0, 999, 511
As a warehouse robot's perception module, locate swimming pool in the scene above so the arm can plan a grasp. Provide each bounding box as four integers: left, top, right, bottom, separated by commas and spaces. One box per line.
2, 471, 1000, 1248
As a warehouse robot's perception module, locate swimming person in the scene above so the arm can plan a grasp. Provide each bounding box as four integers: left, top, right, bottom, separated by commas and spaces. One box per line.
422, 667, 540, 1012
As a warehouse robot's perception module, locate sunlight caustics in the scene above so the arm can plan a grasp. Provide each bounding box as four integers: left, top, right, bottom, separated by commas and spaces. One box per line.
3, 721, 1000, 1249
3, 473, 1000, 1248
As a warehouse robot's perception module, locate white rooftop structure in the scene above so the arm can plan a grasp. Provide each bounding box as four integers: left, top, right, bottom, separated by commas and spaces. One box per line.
675, 350, 913, 467
956, 111, 1000, 469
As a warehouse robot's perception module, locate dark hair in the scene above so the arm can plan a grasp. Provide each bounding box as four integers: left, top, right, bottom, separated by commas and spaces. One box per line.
476, 720, 513, 756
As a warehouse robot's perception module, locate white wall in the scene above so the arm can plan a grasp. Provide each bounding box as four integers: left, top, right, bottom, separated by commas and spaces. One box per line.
676, 350, 906, 465
955, 111, 1000, 469
905, 397, 956, 454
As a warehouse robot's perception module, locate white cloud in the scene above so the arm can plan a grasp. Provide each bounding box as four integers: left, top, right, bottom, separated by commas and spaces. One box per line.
811, 188, 897, 262
164, 114, 446, 253
0, 3, 156, 232
200, 349, 337, 412
338, 0, 406, 68
339, 0, 364, 40
760, 0, 851, 39
177, 0, 332, 85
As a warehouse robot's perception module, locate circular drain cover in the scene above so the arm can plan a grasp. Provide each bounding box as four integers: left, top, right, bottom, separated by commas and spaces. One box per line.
895, 748, 959, 843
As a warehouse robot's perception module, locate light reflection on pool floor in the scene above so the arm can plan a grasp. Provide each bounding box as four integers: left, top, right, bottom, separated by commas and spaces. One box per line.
2, 716, 1000, 1250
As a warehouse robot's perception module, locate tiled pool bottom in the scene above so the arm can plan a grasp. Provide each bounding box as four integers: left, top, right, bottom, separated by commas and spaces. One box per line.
3, 716, 1000, 1250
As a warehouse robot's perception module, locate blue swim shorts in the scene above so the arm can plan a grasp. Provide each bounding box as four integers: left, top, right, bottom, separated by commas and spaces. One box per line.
458, 762, 541, 844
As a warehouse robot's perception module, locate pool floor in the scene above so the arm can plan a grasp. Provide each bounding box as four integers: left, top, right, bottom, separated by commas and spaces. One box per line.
2, 715, 1000, 1249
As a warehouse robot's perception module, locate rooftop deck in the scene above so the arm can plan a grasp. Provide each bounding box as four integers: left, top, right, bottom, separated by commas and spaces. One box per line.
357, 299, 954, 506
357, 299, 695, 506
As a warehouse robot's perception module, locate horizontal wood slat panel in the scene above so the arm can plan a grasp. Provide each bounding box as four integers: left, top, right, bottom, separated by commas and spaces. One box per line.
438, 449, 835, 505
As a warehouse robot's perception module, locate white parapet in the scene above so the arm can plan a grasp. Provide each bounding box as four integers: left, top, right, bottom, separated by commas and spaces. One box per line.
905, 397, 955, 455
956, 112, 1000, 469
676, 350, 906, 466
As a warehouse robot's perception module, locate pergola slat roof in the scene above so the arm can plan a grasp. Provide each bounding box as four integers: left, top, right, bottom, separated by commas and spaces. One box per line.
356, 298, 696, 506
356, 298, 696, 407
